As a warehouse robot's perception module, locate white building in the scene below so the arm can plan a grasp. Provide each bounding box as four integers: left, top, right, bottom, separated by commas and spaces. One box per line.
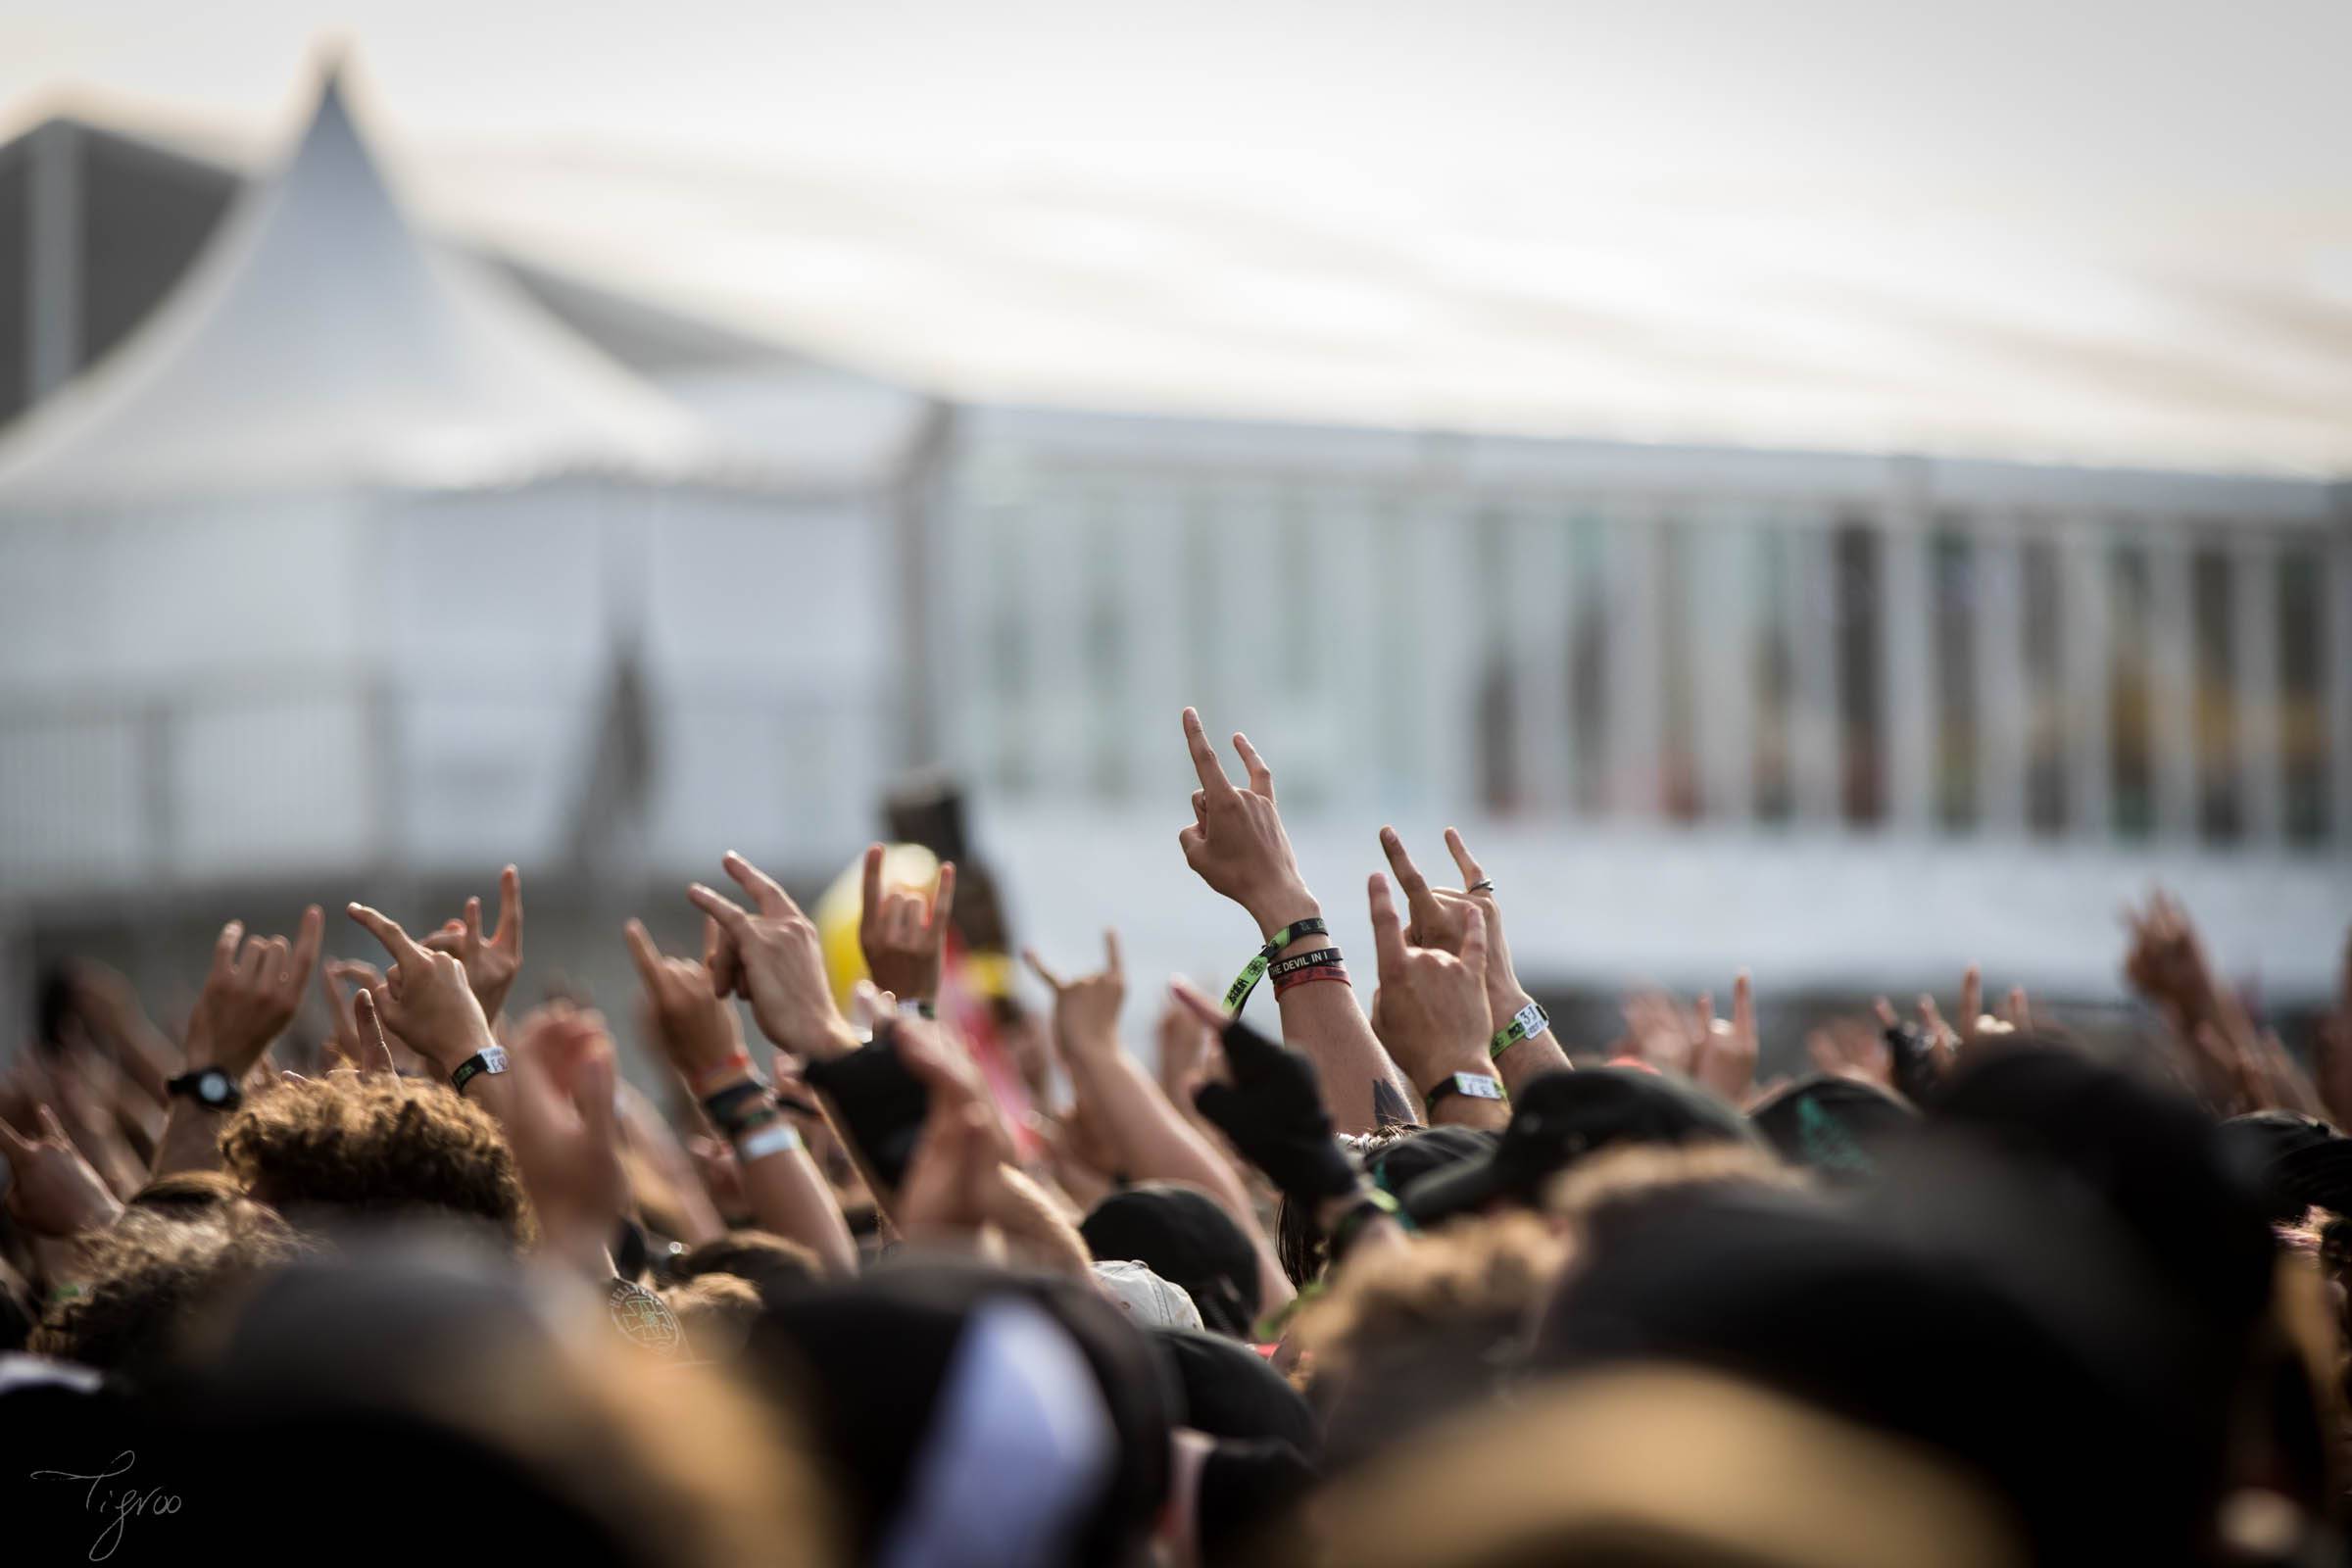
0, 70, 2345, 1030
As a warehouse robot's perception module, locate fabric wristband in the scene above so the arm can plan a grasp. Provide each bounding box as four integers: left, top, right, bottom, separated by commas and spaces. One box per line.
1273, 959, 1349, 999
686, 1050, 757, 1097
734, 1118, 804, 1162
1490, 1001, 1551, 1060
701, 1079, 774, 1138
1267, 946, 1344, 979
1223, 917, 1330, 1010
449, 1045, 510, 1096
1423, 1071, 1507, 1115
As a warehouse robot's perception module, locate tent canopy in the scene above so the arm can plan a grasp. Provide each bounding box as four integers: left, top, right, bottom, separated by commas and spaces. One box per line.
0, 70, 704, 506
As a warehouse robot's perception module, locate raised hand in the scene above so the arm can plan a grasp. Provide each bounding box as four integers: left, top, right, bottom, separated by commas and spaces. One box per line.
624, 921, 747, 1081
501, 1000, 624, 1271
1379, 826, 1537, 1038
859, 845, 956, 1006
1690, 972, 1761, 1103
184, 906, 325, 1076
1366, 872, 1494, 1104
687, 853, 859, 1062
0, 1102, 122, 1238
1023, 932, 1126, 1065
420, 864, 524, 1023
1177, 709, 1317, 936
344, 903, 496, 1075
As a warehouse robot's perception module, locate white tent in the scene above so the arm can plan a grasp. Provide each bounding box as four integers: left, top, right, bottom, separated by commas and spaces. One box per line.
0, 71, 893, 898
0, 72, 702, 502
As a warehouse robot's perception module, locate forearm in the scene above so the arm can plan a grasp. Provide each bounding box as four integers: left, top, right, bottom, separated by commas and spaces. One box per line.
150, 1101, 227, 1179
1070, 1051, 1297, 1310
983, 1163, 1094, 1279
738, 1136, 858, 1276
1264, 933, 1410, 1136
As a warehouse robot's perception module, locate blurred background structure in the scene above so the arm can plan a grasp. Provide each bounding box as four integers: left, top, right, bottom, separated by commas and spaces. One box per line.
0, 27, 2346, 1062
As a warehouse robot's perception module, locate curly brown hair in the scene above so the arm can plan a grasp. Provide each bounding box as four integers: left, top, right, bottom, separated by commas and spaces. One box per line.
31, 1202, 304, 1378
220, 1074, 532, 1249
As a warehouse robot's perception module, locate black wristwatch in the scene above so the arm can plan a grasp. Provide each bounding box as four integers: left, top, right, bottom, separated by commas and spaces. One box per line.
167, 1066, 243, 1113
1422, 1070, 1506, 1116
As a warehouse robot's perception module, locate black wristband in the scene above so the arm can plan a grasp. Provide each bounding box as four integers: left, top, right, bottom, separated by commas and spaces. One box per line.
1267, 947, 1344, 979
803, 1028, 930, 1193
1422, 1071, 1506, 1116
1327, 1187, 1404, 1262
1223, 918, 1330, 1010
702, 1079, 775, 1138
449, 1045, 510, 1096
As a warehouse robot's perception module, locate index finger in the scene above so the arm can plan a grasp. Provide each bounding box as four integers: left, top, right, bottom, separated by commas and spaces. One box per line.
1182, 708, 1236, 795
859, 844, 886, 937
622, 919, 666, 991
347, 904, 426, 968
210, 920, 246, 978
1367, 872, 1408, 974
1102, 928, 1122, 979
288, 905, 324, 988
1021, 947, 1067, 993
493, 864, 522, 953
1443, 827, 1489, 890
1733, 970, 1755, 1041
1378, 826, 1431, 897
722, 851, 798, 919
687, 882, 754, 938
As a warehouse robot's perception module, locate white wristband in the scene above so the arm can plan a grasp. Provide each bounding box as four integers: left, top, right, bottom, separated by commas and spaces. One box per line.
734, 1121, 805, 1163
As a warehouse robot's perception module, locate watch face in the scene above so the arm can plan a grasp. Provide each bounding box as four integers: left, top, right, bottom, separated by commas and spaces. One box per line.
189, 1068, 238, 1107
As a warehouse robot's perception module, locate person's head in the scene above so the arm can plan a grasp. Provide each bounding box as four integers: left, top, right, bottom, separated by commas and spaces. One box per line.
1292, 1210, 1569, 1472
662, 1272, 763, 1364
1747, 1075, 1917, 1185
220, 1074, 531, 1249
31, 1202, 303, 1380
1403, 1067, 1757, 1230
1277, 1126, 1494, 1288
671, 1229, 824, 1306
151, 1243, 833, 1567
1081, 1183, 1259, 1338
749, 1257, 1177, 1567
128, 1167, 247, 1217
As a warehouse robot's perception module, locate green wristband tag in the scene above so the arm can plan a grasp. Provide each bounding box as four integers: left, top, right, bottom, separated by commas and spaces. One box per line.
1222, 917, 1329, 1011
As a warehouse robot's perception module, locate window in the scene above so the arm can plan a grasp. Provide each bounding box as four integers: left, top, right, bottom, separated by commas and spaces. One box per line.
1833, 522, 1884, 825
1931, 527, 1977, 831
2191, 546, 2240, 842
2280, 551, 2328, 845
2108, 546, 2155, 839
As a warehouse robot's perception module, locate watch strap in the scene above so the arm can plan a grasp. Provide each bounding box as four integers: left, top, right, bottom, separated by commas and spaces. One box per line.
449, 1044, 511, 1095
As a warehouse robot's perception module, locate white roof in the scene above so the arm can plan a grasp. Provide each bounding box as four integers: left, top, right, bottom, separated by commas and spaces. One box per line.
0, 73, 705, 506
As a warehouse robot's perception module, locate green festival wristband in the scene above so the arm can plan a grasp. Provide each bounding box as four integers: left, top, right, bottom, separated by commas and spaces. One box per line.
1223, 917, 1330, 1010
1491, 1001, 1550, 1059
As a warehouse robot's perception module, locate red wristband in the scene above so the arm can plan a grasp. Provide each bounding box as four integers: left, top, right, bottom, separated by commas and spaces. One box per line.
686, 1051, 756, 1097
1273, 964, 1350, 999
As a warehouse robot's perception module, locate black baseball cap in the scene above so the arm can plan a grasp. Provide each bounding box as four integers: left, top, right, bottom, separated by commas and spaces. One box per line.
2220, 1111, 2352, 1221
1748, 1075, 1918, 1184
1081, 1183, 1260, 1338
1401, 1067, 1755, 1227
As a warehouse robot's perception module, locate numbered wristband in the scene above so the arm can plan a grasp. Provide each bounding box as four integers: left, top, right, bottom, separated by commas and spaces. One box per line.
1490, 1001, 1551, 1060
1422, 1070, 1507, 1116
1223, 917, 1330, 1011
449, 1045, 510, 1096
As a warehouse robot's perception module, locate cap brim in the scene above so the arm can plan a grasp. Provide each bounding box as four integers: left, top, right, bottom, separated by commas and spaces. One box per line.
1399, 1150, 1510, 1228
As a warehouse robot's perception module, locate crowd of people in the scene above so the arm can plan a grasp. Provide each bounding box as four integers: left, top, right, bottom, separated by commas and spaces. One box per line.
3, 705, 2350, 1565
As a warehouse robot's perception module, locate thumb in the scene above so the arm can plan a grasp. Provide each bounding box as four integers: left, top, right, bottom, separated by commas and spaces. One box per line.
0, 1114, 32, 1165
36, 1103, 71, 1146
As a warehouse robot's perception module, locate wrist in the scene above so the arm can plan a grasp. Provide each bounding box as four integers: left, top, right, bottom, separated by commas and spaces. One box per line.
796, 1016, 865, 1064
1250, 892, 1322, 945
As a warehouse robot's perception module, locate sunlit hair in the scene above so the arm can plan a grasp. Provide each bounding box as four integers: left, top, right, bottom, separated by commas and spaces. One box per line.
1290, 1209, 1569, 1381
30, 1201, 304, 1378
220, 1073, 532, 1249
673, 1229, 824, 1303
1546, 1140, 1809, 1233
128, 1166, 247, 1216
664, 1271, 763, 1363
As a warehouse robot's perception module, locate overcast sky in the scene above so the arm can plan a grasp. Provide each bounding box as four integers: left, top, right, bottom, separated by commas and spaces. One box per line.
6, 0, 2350, 473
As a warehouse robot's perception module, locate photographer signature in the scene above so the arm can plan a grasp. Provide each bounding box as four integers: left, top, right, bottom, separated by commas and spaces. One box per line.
29, 1450, 183, 1561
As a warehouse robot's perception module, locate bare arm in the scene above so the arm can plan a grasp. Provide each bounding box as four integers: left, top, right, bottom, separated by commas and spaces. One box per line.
1178, 709, 1405, 1134
154, 908, 323, 1179
1028, 933, 1296, 1312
